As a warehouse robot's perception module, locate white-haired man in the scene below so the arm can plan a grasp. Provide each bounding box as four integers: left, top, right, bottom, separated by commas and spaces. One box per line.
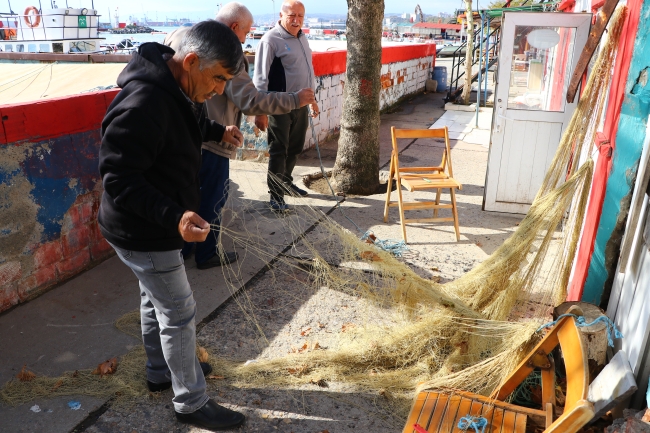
165, 2, 316, 268
253, 0, 318, 212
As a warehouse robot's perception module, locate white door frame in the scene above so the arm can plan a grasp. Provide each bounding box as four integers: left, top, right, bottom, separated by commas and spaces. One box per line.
484, 12, 592, 214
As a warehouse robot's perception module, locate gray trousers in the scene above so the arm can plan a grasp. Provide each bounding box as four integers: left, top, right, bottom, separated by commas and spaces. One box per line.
267, 106, 309, 198
110, 243, 208, 413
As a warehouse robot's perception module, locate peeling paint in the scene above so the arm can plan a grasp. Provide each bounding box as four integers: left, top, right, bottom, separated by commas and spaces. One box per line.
583, 0, 650, 304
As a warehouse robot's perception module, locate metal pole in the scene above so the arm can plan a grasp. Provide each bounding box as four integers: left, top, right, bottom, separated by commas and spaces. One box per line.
476, 12, 484, 127
484, 15, 490, 104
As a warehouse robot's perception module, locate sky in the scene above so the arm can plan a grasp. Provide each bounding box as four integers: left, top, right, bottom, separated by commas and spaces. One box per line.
55, 0, 464, 23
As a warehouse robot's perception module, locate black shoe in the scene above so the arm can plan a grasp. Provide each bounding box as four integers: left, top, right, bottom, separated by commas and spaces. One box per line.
147, 362, 213, 392
269, 196, 289, 212
176, 399, 245, 430
196, 251, 238, 270
285, 183, 308, 197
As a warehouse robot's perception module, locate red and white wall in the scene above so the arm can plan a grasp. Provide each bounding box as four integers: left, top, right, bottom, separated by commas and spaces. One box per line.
239, 44, 436, 157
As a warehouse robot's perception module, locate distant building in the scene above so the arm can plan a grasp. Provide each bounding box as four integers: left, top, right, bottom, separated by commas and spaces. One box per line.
412, 22, 462, 39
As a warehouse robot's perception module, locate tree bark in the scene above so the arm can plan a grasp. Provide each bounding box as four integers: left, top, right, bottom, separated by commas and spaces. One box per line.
461, 0, 474, 105
331, 0, 384, 195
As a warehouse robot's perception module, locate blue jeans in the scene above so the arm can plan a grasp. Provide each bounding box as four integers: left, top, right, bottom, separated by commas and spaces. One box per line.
182, 150, 230, 265
109, 243, 208, 413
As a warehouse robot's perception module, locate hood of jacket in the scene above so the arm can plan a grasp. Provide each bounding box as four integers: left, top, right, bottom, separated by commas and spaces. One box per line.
117, 42, 189, 109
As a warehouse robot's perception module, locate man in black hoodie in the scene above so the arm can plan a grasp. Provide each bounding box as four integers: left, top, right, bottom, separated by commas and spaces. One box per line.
99, 21, 246, 431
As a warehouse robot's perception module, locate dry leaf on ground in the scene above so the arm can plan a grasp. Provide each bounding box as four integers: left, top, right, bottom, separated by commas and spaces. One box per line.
92, 357, 118, 376
300, 327, 311, 336
17, 365, 36, 382
341, 323, 356, 332
287, 365, 308, 376
360, 251, 382, 261
309, 378, 328, 388
52, 379, 64, 390
206, 375, 225, 380
197, 346, 209, 363
364, 233, 377, 244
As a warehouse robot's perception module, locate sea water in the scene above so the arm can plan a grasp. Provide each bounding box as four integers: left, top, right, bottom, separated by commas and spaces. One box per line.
101, 26, 435, 53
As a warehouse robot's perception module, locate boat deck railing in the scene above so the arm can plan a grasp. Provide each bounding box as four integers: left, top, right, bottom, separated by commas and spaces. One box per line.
0, 9, 100, 42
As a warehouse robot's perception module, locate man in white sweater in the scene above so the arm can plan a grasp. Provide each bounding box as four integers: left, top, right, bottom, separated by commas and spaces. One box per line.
253, 0, 319, 211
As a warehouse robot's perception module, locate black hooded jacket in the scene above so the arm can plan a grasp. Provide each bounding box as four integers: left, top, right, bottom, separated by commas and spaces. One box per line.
98, 43, 226, 251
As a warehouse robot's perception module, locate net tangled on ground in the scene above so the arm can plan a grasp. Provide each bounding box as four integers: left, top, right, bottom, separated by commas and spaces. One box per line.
0, 5, 627, 416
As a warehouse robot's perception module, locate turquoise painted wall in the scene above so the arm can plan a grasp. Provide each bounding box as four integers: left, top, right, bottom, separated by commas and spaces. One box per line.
583, 1, 650, 303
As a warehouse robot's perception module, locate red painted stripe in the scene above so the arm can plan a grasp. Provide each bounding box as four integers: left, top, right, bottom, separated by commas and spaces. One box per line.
1, 45, 437, 143
312, 50, 348, 76
381, 44, 437, 65
0, 89, 119, 145
591, 0, 606, 10
567, 2, 641, 301
312, 44, 437, 77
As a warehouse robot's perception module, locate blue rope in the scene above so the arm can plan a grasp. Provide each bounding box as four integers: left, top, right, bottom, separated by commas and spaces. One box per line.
458, 416, 488, 433
308, 116, 408, 257
361, 231, 408, 257
537, 313, 623, 347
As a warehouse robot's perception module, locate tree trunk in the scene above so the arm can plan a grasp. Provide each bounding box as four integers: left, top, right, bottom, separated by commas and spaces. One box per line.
331, 0, 384, 195
461, 0, 474, 105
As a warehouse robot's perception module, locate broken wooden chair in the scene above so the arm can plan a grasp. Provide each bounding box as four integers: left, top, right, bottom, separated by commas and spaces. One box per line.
384, 126, 462, 243
403, 306, 594, 433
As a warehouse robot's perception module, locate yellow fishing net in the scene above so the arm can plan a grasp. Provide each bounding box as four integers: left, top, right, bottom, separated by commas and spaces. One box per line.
0, 5, 627, 416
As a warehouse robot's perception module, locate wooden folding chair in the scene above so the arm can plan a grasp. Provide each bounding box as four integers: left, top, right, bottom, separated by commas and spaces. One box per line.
384, 126, 462, 243
403, 306, 594, 433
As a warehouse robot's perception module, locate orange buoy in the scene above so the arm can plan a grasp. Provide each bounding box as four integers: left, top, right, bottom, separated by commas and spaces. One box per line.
23, 6, 41, 28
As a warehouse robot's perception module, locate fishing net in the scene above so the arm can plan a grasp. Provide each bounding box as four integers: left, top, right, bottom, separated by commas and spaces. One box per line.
0, 5, 627, 417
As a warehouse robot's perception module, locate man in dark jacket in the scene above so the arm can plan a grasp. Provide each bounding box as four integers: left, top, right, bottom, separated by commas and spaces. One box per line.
99, 21, 246, 431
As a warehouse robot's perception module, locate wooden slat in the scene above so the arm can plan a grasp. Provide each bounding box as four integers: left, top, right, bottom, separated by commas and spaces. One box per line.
557, 318, 589, 409
404, 217, 455, 224
403, 204, 453, 211
398, 167, 444, 172
502, 409, 518, 433
403, 392, 429, 433
489, 408, 505, 433
514, 412, 528, 433
480, 404, 497, 433
540, 356, 556, 411
545, 402, 554, 428
417, 392, 440, 431
402, 183, 461, 192
451, 397, 476, 433
440, 395, 463, 433
394, 128, 448, 139
428, 393, 451, 432
451, 391, 546, 418
387, 201, 453, 209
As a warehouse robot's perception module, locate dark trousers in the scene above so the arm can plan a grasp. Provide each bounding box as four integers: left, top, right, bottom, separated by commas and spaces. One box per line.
267, 106, 309, 198
182, 150, 230, 265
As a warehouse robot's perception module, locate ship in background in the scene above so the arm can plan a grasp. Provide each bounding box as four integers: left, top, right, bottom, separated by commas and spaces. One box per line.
0, 1, 104, 53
